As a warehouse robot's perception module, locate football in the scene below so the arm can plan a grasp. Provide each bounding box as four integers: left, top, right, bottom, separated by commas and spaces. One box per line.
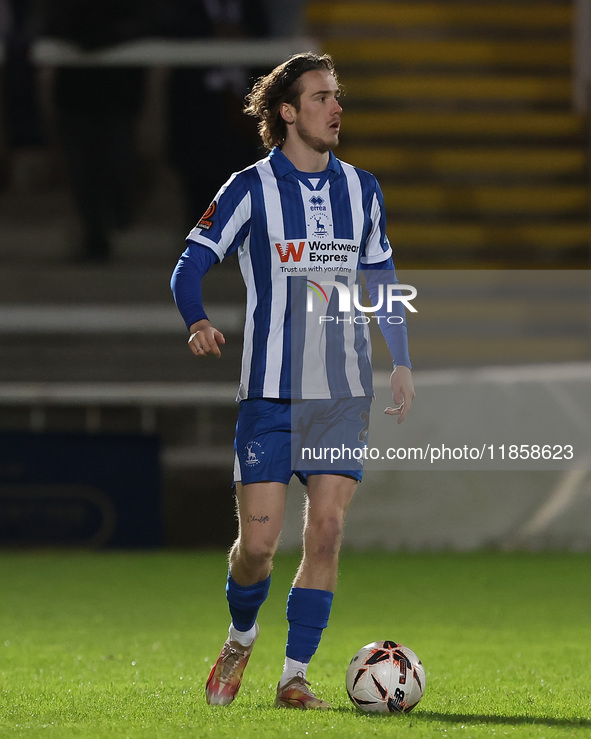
346, 641, 425, 713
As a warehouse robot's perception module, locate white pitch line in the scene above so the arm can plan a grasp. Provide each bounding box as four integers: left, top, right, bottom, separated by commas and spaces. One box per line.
516, 462, 591, 540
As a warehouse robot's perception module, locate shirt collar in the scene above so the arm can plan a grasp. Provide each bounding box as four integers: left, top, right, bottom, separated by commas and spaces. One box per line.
269, 146, 342, 181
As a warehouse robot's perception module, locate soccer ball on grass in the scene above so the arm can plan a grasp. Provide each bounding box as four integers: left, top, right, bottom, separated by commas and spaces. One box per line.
346, 640, 425, 713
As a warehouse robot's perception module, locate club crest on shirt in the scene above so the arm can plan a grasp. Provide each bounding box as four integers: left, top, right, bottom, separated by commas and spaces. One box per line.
310, 214, 330, 237
197, 201, 216, 230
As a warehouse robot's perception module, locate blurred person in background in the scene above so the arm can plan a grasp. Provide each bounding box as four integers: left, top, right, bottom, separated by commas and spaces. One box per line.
262, 0, 306, 38
36, 0, 158, 263
161, 0, 269, 229
0, 0, 46, 192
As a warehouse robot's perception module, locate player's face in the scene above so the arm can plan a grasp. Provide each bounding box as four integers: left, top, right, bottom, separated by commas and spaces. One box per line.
286, 69, 342, 153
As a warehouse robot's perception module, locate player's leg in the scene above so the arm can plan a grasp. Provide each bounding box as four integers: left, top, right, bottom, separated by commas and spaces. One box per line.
276, 473, 358, 710
207, 397, 292, 706
226, 480, 287, 645
294, 473, 357, 591
229, 480, 287, 586
206, 481, 287, 706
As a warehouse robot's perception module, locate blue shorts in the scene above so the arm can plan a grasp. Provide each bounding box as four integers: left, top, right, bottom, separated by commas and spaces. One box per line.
233, 397, 372, 486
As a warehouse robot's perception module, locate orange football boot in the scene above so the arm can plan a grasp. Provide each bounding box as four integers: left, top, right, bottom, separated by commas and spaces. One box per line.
205, 624, 259, 706
274, 675, 331, 710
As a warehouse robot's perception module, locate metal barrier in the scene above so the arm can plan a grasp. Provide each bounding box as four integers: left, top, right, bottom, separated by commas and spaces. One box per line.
0, 381, 237, 467
0, 37, 319, 67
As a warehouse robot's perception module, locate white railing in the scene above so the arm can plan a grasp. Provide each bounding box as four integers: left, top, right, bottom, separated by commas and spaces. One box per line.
0, 37, 319, 67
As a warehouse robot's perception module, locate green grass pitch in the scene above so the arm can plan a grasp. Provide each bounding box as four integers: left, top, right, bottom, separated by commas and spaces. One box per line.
0, 550, 590, 738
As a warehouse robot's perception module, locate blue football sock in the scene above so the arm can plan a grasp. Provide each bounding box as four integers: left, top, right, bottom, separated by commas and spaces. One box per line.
226, 573, 271, 633
285, 587, 334, 663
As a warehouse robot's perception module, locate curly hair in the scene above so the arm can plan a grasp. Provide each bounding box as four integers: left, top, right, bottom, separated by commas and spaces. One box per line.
244, 52, 339, 151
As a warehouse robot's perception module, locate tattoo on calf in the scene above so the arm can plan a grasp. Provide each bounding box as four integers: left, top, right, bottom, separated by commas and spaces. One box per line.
247, 514, 270, 524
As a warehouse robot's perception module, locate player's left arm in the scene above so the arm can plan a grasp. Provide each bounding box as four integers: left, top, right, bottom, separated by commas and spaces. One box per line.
360, 178, 414, 423
363, 262, 415, 423
386, 364, 414, 424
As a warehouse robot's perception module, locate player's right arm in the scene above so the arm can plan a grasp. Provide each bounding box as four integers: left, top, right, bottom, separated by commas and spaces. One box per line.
171, 170, 252, 359
188, 319, 225, 358
171, 243, 225, 358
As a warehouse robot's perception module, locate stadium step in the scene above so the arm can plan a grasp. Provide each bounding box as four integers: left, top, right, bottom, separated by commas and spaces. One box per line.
340, 111, 586, 140
307, 2, 572, 31
0, 261, 245, 384
341, 74, 573, 105
336, 145, 586, 179
325, 39, 572, 69
306, 0, 590, 267
391, 222, 590, 261
381, 184, 588, 216
370, 268, 591, 367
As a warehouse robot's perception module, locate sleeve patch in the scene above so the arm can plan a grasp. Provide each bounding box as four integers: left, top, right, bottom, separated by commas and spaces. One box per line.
197, 201, 217, 230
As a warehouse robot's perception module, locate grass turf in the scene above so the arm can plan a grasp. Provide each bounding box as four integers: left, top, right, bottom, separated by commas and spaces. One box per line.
0, 550, 589, 738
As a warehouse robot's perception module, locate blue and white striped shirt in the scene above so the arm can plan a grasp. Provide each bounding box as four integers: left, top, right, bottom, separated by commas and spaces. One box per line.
184, 146, 405, 400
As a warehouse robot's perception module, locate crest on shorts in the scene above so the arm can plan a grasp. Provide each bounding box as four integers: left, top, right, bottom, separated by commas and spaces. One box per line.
244, 440, 263, 467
